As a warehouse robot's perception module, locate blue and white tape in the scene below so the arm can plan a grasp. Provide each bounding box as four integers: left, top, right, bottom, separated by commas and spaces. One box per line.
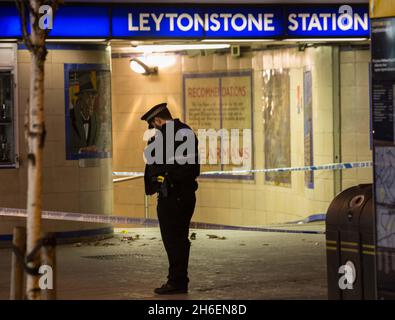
0, 207, 324, 234
113, 161, 373, 177
0, 161, 371, 235
0, 207, 149, 225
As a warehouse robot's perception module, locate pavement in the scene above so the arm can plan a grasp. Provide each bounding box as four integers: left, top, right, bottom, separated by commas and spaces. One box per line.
0, 223, 327, 300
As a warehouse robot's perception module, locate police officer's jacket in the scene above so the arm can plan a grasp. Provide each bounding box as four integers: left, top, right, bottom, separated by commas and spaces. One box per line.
144, 119, 200, 196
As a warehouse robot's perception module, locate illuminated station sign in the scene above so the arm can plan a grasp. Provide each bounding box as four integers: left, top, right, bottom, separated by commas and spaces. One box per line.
0, 3, 370, 39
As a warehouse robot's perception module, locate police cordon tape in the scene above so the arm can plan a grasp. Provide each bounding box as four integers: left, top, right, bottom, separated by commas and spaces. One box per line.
0, 161, 372, 235
0, 207, 325, 234
112, 161, 373, 177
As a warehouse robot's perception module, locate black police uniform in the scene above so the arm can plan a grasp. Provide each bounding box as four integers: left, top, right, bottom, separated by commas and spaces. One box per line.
142, 104, 200, 291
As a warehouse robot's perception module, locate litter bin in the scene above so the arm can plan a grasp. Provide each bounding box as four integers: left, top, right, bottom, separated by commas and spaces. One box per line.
326, 184, 376, 300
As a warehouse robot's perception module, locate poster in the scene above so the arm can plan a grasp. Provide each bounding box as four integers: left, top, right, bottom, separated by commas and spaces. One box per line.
65, 64, 112, 160
304, 70, 314, 189
372, 16, 395, 296
372, 18, 395, 250
375, 147, 395, 249
263, 69, 291, 186
183, 71, 253, 179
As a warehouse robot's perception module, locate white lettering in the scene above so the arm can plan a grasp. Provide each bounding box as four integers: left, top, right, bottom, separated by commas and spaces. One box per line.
128, 13, 139, 31
231, 13, 247, 31
140, 13, 150, 31
264, 13, 274, 31
288, 13, 298, 31
354, 13, 369, 31
151, 13, 164, 31
194, 13, 209, 31
210, 13, 221, 31
308, 14, 322, 31
338, 13, 353, 31
177, 13, 194, 31
298, 13, 310, 31
165, 13, 178, 31
219, 13, 232, 31
332, 13, 337, 30
319, 13, 331, 31
248, 13, 262, 31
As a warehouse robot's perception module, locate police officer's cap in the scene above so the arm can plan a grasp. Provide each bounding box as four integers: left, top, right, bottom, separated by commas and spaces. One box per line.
141, 102, 168, 129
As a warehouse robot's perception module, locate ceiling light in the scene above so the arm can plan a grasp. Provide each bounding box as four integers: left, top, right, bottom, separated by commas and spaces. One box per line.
283, 38, 369, 42
202, 39, 274, 43
129, 58, 158, 75
130, 44, 230, 53
46, 39, 107, 42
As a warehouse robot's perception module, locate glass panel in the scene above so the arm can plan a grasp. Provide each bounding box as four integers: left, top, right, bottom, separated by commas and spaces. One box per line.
0, 71, 15, 167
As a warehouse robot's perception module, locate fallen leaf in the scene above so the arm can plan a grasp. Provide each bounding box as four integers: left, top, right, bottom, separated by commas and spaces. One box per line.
122, 236, 134, 241
207, 234, 218, 239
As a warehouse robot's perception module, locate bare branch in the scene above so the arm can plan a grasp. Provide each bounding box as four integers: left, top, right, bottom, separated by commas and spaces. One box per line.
15, 0, 33, 51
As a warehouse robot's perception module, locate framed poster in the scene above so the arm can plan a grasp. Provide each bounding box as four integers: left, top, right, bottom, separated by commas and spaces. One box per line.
304, 70, 314, 189
262, 68, 291, 186
183, 70, 253, 179
64, 64, 112, 160
371, 17, 395, 297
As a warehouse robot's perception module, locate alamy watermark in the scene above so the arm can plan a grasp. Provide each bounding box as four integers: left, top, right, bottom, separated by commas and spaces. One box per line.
38, 264, 53, 290
338, 261, 356, 290
143, 122, 252, 171
38, 5, 53, 30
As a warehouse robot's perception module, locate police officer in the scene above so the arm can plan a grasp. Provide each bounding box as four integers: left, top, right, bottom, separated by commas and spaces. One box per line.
141, 103, 200, 295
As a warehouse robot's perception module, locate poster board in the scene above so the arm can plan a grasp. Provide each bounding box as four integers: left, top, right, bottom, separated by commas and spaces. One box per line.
304, 70, 314, 189
183, 71, 253, 179
262, 69, 291, 186
64, 64, 112, 161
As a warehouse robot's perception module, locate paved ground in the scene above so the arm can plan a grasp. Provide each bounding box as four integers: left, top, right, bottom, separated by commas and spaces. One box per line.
0, 225, 327, 300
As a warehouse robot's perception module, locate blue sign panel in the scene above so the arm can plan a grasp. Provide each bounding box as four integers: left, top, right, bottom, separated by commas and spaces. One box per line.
0, 3, 370, 39
49, 6, 110, 37
286, 5, 370, 37
0, 4, 22, 37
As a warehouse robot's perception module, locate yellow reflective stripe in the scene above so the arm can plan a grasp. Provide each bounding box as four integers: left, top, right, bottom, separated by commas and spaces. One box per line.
363, 250, 376, 256
326, 240, 337, 245
341, 241, 358, 247
326, 246, 337, 251
362, 244, 375, 249
341, 247, 359, 253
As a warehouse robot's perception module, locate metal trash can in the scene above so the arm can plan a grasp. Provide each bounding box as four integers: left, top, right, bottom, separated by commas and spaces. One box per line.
326, 184, 376, 300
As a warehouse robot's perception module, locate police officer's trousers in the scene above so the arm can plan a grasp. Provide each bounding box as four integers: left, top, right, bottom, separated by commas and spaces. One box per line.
157, 191, 196, 287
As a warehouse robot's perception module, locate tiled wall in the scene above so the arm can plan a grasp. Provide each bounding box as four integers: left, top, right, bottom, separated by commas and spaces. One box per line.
340, 48, 373, 190
112, 45, 372, 226
0, 46, 113, 235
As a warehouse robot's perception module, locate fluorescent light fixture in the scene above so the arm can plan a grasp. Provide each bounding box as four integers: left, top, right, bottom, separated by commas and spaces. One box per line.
0, 39, 17, 42
129, 58, 158, 75
130, 44, 230, 53
202, 39, 274, 43
283, 38, 369, 42
45, 39, 107, 42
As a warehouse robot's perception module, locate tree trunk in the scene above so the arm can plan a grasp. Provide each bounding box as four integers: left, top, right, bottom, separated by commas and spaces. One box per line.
25, 8, 47, 300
